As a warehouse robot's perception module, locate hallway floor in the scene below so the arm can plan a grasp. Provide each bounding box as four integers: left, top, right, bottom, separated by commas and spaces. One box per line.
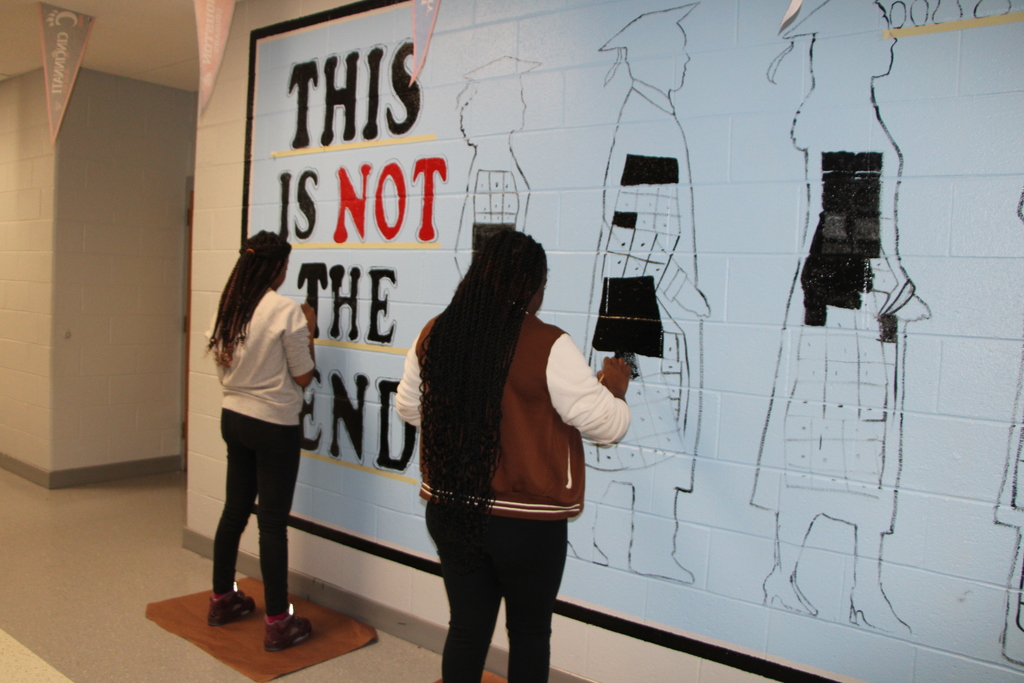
0, 467, 442, 682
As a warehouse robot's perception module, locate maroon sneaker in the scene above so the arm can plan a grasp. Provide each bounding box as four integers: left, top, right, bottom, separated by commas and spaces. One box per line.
207, 590, 256, 626
263, 613, 312, 652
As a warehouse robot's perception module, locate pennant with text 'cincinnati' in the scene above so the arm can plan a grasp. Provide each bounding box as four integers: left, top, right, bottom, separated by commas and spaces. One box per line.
195, 0, 236, 115
410, 0, 441, 85
38, 3, 94, 144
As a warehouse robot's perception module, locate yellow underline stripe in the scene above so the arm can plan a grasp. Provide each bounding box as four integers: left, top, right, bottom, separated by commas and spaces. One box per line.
291, 241, 441, 249
301, 450, 419, 485
884, 10, 1024, 38
271, 134, 437, 158
315, 339, 409, 355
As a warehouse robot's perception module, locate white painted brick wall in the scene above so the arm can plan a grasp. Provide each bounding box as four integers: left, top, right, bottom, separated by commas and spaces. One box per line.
0, 71, 54, 471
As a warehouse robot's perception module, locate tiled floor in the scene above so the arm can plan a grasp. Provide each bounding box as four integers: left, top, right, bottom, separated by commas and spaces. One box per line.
0, 467, 442, 682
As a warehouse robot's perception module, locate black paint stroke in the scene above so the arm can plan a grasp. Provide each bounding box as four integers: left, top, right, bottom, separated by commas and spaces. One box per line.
329, 370, 368, 460
801, 151, 883, 329
298, 262, 327, 337
376, 378, 417, 471
300, 369, 322, 451
322, 52, 360, 145
593, 276, 663, 359
386, 42, 420, 136
620, 154, 679, 186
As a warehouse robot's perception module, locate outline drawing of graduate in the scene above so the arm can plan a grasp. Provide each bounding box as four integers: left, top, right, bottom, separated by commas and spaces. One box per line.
751, 0, 929, 634
569, 4, 708, 584
454, 56, 539, 275
995, 185, 1024, 665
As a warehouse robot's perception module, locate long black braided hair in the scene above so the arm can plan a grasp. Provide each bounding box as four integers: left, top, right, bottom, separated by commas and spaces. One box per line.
208, 231, 292, 367
420, 230, 547, 569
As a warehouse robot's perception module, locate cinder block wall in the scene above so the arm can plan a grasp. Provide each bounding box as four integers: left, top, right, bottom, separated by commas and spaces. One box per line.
0, 67, 195, 486
0, 71, 55, 474
186, 1, 1024, 682
52, 69, 196, 476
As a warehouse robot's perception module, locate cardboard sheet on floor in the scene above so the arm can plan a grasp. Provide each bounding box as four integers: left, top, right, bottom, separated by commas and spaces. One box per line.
432, 674, 507, 683
145, 577, 377, 682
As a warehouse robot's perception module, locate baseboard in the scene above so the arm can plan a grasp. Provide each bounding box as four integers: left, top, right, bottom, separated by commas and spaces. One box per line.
0, 451, 50, 488
0, 451, 183, 489
182, 527, 589, 683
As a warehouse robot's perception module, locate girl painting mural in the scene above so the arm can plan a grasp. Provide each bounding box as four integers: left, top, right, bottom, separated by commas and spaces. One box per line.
751, 0, 929, 633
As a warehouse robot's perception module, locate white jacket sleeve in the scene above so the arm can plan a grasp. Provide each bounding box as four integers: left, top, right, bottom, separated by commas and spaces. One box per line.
546, 334, 630, 444
395, 330, 424, 427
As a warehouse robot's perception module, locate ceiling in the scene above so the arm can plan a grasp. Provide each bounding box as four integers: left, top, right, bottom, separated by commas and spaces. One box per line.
0, 0, 205, 91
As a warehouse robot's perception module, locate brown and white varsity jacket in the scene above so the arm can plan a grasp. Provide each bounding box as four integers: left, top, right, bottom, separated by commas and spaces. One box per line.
395, 313, 630, 520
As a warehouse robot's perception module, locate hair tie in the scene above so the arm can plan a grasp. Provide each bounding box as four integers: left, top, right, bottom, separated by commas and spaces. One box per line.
246, 248, 255, 254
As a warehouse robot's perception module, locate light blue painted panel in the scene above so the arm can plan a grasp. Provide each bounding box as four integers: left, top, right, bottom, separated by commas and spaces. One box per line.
725, 255, 808, 325
689, 459, 775, 536
311, 487, 377, 539
909, 258, 1024, 340
960, 20, 1024, 97
766, 609, 916, 682
915, 648, 1024, 683
887, 92, 1024, 176
644, 579, 774, 654
705, 528, 777, 603
562, 555, 649, 617
376, 506, 436, 557
694, 182, 804, 255
922, 493, 1019, 584
890, 564, 1009, 662
938, 337, 1022, 420
950, 176, 1024, 258
899, 412, 1012, 501
556, 188, 603, 251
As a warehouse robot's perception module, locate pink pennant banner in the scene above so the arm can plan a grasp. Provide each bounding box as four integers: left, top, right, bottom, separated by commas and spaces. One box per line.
39, 3, 94, 145
195, 0, 236, 115
779, 0, 803, 32
410, 0, 441, 85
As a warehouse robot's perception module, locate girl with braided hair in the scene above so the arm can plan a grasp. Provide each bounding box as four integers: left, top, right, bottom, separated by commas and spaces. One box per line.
205, 230, 316, 652
396, 230, 632, 682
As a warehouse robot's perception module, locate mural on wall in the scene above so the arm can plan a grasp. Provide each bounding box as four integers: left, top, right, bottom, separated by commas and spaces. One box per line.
751, 0, 930, 634
567, 4, 709, 585
239, 2, 1024, 681
996, 186, 1024, 664
454, 57, 538, 275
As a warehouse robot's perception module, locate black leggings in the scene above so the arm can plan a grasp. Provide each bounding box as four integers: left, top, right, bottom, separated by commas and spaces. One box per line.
426, 502, 568, 683
213, 409, 301, 617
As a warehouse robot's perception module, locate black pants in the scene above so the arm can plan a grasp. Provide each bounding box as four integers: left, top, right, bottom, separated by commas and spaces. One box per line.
213, 408, 301, 617
426, 502, 568, 683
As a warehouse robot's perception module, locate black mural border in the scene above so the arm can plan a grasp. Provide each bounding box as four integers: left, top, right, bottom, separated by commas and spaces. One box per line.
239, 3, 838, 682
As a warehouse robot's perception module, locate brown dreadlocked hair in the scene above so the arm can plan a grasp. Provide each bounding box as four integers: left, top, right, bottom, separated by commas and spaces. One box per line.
419, 230, 547, 569
208, 231, 292, 367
